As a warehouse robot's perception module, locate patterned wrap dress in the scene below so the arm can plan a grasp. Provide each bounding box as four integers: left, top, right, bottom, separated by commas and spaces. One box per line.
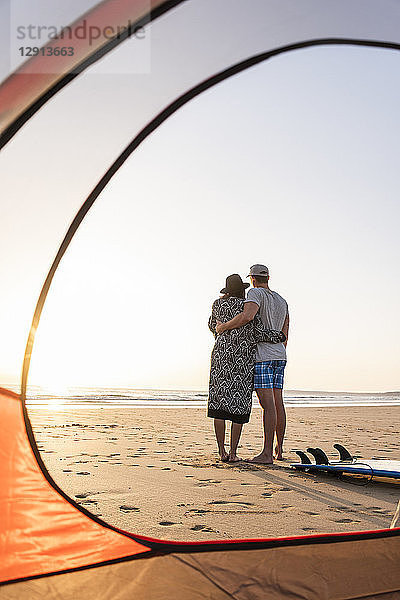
208, 296, 269, 424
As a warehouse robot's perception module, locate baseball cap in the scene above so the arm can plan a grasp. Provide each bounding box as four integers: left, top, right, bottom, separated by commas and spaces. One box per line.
247, 264, 269, 277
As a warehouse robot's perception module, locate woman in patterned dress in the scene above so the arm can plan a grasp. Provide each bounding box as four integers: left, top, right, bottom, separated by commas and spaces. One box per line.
208, 274, 274, 463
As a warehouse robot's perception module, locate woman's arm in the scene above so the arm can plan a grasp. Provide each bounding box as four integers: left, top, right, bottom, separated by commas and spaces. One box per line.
282, 312, 289, 347
252, 315, 287, 344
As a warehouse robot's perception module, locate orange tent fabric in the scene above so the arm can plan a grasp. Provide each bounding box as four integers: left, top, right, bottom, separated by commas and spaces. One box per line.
0, 387, 150, 584
0, 0, 167, 142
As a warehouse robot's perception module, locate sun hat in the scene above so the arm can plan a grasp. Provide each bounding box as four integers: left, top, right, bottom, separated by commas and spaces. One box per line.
247, 264, 269, 277
220, 274, 250, 294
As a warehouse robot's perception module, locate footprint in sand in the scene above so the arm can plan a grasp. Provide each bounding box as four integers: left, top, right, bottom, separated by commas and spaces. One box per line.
159, 521, 180, 526
196, 479, 222, 485
369, 507, 387, 513
209, 500, 254, 506
334, 518, 358, 523
120, 506, 140, 513
76, 472, 90, 475
190, 525, 216, 532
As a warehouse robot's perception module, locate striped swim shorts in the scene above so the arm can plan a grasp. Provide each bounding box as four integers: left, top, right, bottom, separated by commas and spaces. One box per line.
253, 360, 287, 389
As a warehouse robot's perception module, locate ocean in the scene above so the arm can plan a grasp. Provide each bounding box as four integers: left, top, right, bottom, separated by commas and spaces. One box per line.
22, 387, 400, 409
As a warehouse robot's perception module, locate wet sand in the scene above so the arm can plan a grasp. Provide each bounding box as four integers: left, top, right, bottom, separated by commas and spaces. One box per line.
28, 405, 400, 541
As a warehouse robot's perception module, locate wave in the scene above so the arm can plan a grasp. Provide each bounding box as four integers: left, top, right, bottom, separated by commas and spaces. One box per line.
24, 388, 400, 409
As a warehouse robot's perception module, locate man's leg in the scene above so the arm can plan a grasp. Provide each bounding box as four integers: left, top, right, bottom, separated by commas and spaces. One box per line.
250, 388, 276, 464
213, 419, 228, 461
273, 388, 286, 459
229, 422, 243, 462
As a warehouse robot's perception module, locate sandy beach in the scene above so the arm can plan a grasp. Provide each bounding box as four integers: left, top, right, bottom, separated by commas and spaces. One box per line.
28, 405, 400, 542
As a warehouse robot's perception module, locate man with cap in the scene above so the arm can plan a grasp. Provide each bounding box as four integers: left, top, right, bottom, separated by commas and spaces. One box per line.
216, 264, 289, 464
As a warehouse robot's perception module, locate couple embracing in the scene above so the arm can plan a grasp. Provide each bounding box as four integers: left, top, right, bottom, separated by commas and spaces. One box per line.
208, 264, 289, 465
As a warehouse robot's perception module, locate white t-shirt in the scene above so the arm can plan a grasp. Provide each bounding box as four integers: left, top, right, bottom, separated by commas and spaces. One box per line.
245, 288, 288, 361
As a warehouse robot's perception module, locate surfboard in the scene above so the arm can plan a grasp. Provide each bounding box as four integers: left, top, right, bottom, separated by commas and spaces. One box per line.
291, 445, 400, 484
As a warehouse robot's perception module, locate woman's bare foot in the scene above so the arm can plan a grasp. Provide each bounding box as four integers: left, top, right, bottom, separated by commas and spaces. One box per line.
274, 446, 284, 460
247, 452, 273, 465
220, 450, 229, 462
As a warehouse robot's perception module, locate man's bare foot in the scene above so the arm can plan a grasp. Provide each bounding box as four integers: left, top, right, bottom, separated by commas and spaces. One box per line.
228, 454, 241, 463
247, 452, 273, 465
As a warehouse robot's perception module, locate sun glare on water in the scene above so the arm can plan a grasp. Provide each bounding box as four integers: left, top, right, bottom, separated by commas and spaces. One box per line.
45, 397, 67, 410
39, 378, 71, 409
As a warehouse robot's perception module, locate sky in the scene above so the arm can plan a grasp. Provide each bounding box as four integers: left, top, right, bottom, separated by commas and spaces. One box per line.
1, 4, 400, 394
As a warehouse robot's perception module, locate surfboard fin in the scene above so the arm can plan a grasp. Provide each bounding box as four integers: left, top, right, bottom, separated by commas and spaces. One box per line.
294, 450, 312, 464
333, 443, 353, 461
307, 447, 329, 465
